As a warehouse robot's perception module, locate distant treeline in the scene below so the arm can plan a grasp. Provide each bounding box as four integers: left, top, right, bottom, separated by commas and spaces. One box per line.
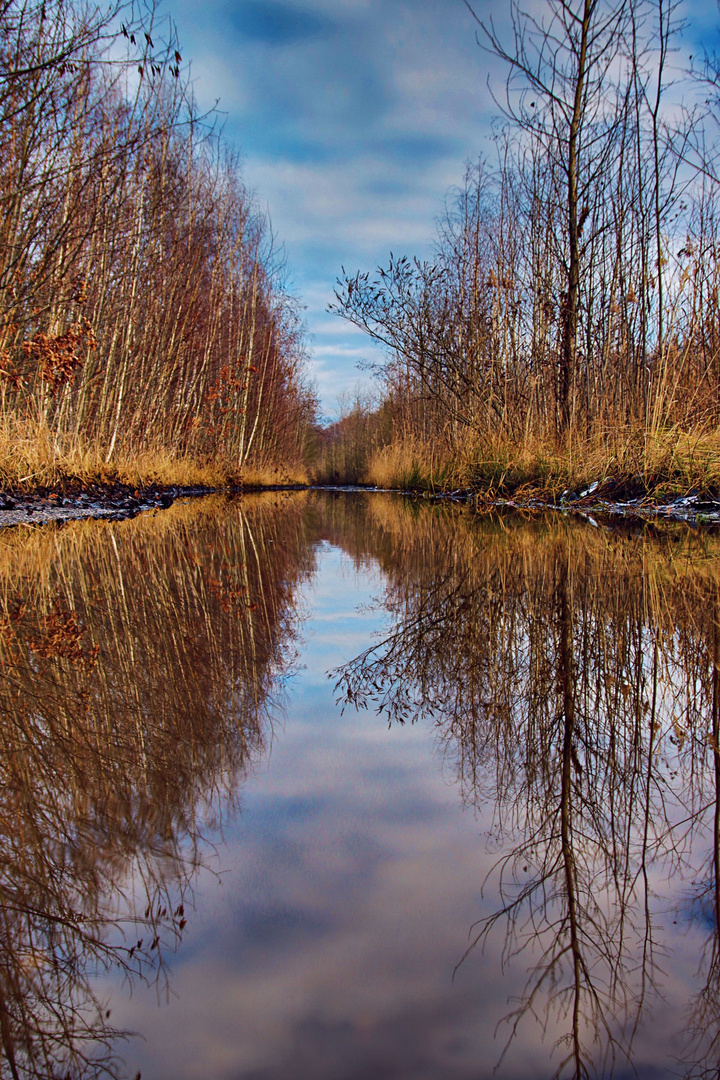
326, 0, 720, 493
0, 0, 316, 484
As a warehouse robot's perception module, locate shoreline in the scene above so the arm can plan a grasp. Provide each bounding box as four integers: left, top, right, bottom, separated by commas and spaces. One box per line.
1, 477, 719, 529
406, 487, 720, 527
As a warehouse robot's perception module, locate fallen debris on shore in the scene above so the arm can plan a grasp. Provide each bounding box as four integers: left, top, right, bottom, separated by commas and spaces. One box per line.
0, 483, 213, 528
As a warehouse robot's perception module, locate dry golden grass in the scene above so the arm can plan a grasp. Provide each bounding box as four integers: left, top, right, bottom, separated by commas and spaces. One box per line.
7, 411, 720, 499
0, 418, 310, 492
363, 438, 459, 491
362, 424, 720, 499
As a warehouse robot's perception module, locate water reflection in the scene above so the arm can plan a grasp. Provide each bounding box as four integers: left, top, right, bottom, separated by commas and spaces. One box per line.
6, 490, 720, 1078
334, 500, 720, 1078
0, 494, 314, 1079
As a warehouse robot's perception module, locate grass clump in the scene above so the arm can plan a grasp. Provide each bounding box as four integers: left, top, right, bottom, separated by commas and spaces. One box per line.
357, 424, 720, 503
0, 418, 311, 494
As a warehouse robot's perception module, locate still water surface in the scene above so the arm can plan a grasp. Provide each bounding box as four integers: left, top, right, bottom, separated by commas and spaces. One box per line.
2, 490, 720, 1078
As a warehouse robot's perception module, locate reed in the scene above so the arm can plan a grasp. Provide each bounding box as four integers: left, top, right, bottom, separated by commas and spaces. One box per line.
0, 413, 310, 493
357, 423, 720, 500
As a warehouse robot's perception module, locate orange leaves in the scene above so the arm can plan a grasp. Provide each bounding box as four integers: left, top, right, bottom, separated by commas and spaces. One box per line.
22, 317, 96, 395
0, 602, 100, 673
206, 365, 248, 424
72, 279, 88, 305
0, 350, 24, 390
207, 571, 252, 615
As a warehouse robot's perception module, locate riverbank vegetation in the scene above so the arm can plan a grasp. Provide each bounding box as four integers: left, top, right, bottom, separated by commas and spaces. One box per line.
0, 0, 317, 492
323, 0, 720, 498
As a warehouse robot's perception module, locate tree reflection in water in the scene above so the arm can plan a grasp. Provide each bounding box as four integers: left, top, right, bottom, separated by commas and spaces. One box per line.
0, 494, 313, 1080
6, 490, 720, 1080
334, 499, 720, 1079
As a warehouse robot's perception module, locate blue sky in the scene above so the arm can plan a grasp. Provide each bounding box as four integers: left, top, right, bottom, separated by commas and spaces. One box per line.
161, 0, 720, 421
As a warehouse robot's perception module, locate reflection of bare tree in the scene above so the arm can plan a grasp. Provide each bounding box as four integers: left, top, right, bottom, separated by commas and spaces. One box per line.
680, 592, 720, 1079
0, 493, 313, 1079
334, 498, 720, 1078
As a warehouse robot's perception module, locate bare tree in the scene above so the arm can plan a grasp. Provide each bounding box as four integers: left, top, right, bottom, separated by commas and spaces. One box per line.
467, 0, 632, 432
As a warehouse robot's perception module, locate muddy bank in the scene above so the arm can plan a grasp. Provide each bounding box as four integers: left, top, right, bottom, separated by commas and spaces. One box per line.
0, 480, 318, 528
3, 478, 720, 529
0, 482, 215, 528
430, 480, 720, 526
376, 473, 720, 526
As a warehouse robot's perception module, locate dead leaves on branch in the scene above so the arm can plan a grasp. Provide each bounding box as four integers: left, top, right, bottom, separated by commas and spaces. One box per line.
21, 316, 96, 394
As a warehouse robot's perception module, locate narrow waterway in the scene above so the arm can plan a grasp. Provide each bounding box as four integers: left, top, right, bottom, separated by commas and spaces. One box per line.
1, 490, 719, 1078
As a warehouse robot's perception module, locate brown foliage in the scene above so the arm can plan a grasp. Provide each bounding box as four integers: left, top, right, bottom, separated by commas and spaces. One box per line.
22, 318, 96, 394
0, 0, 316, 478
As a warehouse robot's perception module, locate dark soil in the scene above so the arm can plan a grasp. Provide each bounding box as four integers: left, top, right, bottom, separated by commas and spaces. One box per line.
3, 477, 719, 529
0, 482, 216, 528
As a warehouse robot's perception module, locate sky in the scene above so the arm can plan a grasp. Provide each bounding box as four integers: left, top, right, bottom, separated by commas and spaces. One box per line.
159, 0, 720, 421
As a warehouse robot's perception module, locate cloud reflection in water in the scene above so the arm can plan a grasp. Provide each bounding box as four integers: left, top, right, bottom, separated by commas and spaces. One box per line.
111, 501, 714, 1079
8, 491, 716, 1079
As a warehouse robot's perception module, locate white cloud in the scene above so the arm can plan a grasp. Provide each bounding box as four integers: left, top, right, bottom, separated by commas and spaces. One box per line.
162, 0, 718, 414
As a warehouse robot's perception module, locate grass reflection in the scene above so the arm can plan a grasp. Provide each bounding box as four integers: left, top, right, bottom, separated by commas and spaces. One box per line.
334, 499, 720, 1079
0, 493, 314, 1080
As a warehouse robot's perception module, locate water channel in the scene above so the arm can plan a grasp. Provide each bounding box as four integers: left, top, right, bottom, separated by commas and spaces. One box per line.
1, 489, 720, 1078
